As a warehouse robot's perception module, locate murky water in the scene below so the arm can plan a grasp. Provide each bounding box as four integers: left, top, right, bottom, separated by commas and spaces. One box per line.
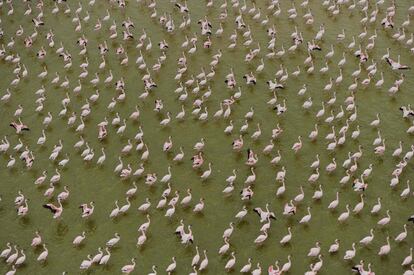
0, 0, 413, 274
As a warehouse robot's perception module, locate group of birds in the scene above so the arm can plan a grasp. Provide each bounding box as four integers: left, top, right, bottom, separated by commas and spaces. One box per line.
0, 0, 413, 274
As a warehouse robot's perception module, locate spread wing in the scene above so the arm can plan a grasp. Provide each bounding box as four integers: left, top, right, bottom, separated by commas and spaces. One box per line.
43, 203, 57, 214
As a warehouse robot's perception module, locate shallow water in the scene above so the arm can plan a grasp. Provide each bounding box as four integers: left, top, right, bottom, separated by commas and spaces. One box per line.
0, 0, 413, 274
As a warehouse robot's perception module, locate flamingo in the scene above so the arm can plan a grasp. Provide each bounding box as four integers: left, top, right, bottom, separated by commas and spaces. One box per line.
121, 258, 136, 274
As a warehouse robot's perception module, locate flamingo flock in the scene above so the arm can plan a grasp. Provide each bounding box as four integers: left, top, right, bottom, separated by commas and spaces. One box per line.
0, 0, 413, 274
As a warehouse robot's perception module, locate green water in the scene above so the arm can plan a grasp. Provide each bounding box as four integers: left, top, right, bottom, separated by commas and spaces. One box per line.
0, 0, 413, 274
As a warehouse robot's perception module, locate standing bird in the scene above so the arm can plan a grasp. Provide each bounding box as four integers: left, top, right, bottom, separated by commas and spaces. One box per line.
73, 231, 86, 246
199, 250, 208, 271
225, 252, 236, 271
99, 248, 111, 265
292, 136, 303, 153
37, 244, 48, 262
378, 236, 391, 256
121, 258, 136, 274
166, 257, 177, 273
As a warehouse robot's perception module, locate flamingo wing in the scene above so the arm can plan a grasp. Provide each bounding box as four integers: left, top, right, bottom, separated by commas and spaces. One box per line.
43, 203, 57, 214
